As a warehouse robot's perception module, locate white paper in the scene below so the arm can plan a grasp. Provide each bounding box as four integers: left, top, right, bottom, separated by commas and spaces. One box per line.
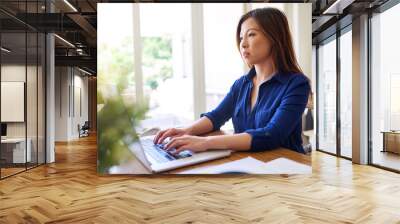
179, 156, 311, 174
262, 157, 312, 174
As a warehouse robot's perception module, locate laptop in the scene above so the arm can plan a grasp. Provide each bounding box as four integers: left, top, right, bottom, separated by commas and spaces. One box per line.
128, 134, 232, 173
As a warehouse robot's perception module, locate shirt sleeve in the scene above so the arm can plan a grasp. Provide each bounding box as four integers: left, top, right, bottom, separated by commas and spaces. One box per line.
200, 78, 241, 131
244, 75, 311, 152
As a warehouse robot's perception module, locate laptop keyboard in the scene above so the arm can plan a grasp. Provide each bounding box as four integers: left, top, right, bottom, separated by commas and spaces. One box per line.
141, 138, 193, 163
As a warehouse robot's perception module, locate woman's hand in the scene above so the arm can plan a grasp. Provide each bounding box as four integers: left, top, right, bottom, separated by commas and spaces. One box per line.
153, 127, 190, 144
164, 135, 210, 154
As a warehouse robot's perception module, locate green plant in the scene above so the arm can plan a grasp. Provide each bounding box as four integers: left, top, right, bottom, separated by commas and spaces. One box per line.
97, 77, 148, 174
97, 40, 149, 174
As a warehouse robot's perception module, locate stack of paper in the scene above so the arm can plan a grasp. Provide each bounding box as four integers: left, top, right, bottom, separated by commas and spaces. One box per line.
179, 156, 311, 174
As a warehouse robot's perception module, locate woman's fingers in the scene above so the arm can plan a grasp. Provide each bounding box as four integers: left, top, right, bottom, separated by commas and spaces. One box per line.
174, 145, 190, 154
168, 141, 190, 155
165, 136, 186, 150
163, 135, 207, 154
157, 129, 177, 144
154, 128, 188, 144
164, 138, 179, 150
153, 130, 167, 143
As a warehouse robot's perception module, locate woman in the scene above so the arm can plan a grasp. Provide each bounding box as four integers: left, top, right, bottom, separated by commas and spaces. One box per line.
153, 7, 311, 154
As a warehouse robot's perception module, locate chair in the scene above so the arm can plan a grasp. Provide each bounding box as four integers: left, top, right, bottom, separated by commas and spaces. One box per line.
302, 107, 314, 154
79, 121, 90, 138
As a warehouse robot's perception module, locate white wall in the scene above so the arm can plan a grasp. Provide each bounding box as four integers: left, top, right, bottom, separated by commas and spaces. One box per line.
1, 64, 46, 163
55, 66, 69, 141
55, 67, 89, 141
1, 65, 26, 140
1, 65, 35, 138
72, 72, 89, 138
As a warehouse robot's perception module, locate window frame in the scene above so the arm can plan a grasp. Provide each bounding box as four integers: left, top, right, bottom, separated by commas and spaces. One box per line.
132, 3, 248, 120
315, 24, 353, 161
0, 1, 47, 180
368, 0, 400, 173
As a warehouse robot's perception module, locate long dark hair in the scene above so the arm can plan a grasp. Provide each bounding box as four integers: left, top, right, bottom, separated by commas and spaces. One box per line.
236, 7, 302, 74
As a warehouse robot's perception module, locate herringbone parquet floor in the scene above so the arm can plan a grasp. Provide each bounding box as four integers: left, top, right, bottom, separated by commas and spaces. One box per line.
1, 134, 400, 223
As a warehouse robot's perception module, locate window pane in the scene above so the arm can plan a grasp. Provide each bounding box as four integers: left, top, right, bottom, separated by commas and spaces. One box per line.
318, 37, 337, 154
251, 3, 285, 11
97, 3, 135, 100
340, 29, 352, 158
371, 3, 400, 171
27, 31, 38, 169
1, 31, 27, 177
140, 4, 194, 123
38, 32, 45, 165
203, 3, 243, 131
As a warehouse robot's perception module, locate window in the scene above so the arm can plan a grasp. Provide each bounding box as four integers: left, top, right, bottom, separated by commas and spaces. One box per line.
203, 3, 244, 131
370, 2, 400, 171
317, 36, 337, 154
97, 3, 135, 97
0, 1, 46, 179
140, 4, 194, 122
251, 3, 284, 11
339, 28, 352, 158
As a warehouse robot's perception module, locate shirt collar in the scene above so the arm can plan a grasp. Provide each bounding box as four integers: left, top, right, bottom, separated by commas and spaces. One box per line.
244, 67, 290, 84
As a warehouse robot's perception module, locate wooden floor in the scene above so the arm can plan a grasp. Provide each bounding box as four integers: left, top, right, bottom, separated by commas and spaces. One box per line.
1, 135, 400, 223
372, 151, 400, 171
1, 167, 26, 178
1, 163, 45, 178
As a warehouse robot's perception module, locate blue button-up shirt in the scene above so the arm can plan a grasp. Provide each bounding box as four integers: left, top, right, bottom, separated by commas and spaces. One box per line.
201, 67, 311, 154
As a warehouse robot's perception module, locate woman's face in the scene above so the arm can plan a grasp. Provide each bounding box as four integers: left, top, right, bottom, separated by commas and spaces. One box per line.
239, 17, 273, 66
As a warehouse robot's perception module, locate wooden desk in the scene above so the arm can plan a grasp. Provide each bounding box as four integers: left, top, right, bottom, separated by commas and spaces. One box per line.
1, 138, 32, 164
381, 131, 400, 154
108, 132, 311, 174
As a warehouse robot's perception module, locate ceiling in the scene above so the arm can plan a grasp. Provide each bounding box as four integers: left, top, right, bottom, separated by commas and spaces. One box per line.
311, 0, 391, 43
0, 0, 99, 74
